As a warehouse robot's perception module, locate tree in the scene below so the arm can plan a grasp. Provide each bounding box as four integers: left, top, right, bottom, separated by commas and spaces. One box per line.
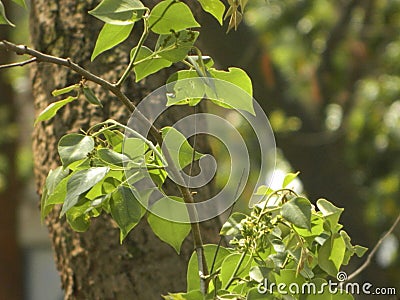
1, 0, 399, 299
29, 0, 219, 298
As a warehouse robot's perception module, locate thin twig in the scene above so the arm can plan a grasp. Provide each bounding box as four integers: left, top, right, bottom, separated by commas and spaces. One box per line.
347, 213, 400, 281
0, 57, 36, 69
0, 39, 209, 293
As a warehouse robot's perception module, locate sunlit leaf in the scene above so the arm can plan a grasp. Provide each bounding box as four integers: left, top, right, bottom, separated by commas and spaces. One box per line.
148, 0, 200, 34
89, 0, 146, 25
91, 23, 134, 61
197, 0, 225, 25
61, 167, 110, 215
147, 196, 191, 254
131, 46, 172, 81
34, 96, 78, 125
58, 134, 94, 167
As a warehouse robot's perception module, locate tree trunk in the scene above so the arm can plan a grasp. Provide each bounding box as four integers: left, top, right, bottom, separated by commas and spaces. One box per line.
30, 1, 218, 299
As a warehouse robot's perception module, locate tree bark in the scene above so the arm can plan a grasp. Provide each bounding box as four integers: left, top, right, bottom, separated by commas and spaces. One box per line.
30, 1, 218, 299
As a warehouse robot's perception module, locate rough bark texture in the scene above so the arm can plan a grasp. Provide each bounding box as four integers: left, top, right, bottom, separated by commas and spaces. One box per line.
30, 1, 219, 299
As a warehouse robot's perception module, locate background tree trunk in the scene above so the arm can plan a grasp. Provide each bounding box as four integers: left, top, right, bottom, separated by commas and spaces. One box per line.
30, 1, 218, 299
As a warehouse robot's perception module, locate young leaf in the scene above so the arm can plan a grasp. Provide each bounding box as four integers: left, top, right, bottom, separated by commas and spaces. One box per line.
282, 171, 300, 188
155, 30, 199, 63
0, 1, 14, 26
148, 0, 200, 34
58, 134, 95, 167
281, 197, 312, 230
147, 196, 191, 254
131, 46, 172, 81
317, 198, 344, 230
34, 96, 78, 125
208, 67, 255, 115
161, 126, 203, 170
91, 23, 134, 61
51, 84, 80, 96
82, 86, 103, 107
197, 0, 225, 25
41, 166, 70, 220
187, 244, 231, 291
110, 186, 143, 242
61, 167, 110, 215
88, 0, 146, 25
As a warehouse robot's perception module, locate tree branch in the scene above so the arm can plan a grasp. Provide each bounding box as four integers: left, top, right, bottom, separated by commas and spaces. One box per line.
0, 57, 37, 69
347, 212, 400, 281
0, 39, 209, 293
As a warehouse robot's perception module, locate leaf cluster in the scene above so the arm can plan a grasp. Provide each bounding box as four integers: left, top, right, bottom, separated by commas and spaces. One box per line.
166, 173, 367, 300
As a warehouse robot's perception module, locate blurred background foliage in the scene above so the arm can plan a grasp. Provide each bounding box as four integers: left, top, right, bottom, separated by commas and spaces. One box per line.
0, 0, 399, 299
203, 0, 400, 295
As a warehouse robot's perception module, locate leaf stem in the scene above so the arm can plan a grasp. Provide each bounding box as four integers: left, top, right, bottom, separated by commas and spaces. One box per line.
224, 250, 248, 290
116, 19, 149, 87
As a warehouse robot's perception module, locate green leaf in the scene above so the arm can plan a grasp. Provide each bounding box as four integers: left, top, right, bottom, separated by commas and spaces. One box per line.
82, 86, 103, 107
161, 126, 203, 170
249, 266, 271, 283
147, 196, 191, 254
254, 185, 274, 196
148, 0, 200, 34
123, 137, 148, 160
220, 253, 253, 289
11, 0, 27, 8
0, 1, 14, 26
51, 84, 80, 96
41, 166, 70, 220
318, 235, 346, 276
66, 201, 91, 232
58, 134, 95, 167
97, 148, 131, 167
283, 171, 300, 188
220, 212, 246, 236
132, 46, 172, 81
163, 290, 204, 300
61, 167, 110, 215
88, 0, 146, 25
187, 244, 231, 291
103, 129, 124, 152
34, 96, 78, 125
166, 70, 204, 106
156, 30, 199, 63
110, 185, 143, 242
317, 199, 344, 230
208, 68, 255, 115
91, 23, 134, 61
197, 0, 225, 25
281, 197, 312, 230
246, 287, 275, 300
